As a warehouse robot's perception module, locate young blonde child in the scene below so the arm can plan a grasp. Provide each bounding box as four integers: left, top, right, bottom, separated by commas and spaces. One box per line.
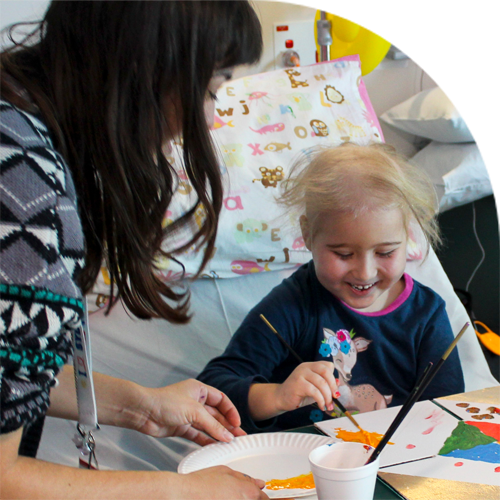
198, 143, 464, 432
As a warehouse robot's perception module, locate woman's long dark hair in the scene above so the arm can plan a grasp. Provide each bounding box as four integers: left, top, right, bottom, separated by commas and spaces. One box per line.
1, 1, 262, 322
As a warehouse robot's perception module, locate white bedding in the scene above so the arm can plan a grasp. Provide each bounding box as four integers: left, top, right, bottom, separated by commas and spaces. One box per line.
38, 247, 498, 471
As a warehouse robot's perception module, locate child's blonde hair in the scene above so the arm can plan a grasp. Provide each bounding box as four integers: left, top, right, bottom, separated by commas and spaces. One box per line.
279, 142, 441, 253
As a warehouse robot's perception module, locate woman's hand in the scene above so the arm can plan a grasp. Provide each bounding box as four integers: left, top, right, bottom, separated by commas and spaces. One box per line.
124, 379, 247, 446
49, 368, 245, 446
1, 427, 268, 499
275, 361, 340, 414
177, 466, 269, 500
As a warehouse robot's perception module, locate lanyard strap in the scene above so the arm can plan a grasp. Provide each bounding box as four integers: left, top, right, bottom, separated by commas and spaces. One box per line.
72, 298, 99, 469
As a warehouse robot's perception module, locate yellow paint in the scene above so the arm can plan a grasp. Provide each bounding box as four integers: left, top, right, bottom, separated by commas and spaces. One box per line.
266, 472, 315, 490
335, 427, 394, 447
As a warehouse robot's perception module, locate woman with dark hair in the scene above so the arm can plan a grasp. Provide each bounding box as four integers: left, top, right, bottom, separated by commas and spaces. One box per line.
0, 1, 267, 498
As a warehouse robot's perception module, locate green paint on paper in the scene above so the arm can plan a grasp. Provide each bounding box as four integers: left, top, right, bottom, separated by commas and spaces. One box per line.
439, 421, 496, 456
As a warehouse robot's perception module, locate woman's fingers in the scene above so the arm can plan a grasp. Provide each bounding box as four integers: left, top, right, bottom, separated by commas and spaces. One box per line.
191, 405, 246, 438
202, 384, 242, 428
188, 401, 241, 443
183, 465, 269, 499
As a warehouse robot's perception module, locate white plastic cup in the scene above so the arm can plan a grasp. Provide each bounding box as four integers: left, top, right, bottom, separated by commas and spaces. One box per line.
309, 442, 380, 500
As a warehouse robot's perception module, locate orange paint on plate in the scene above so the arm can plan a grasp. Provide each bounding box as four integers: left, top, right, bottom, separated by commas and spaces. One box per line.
334, 428, 394, 447
265, 472, 315, 490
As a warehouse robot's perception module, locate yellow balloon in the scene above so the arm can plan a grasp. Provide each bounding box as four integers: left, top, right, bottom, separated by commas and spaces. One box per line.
314, 11, 391, 75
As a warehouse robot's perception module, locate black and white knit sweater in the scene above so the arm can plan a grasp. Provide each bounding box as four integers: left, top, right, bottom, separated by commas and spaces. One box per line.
0, 99, 85, 454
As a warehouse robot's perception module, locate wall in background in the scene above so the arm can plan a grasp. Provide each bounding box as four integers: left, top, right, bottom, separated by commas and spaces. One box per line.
0, 0, 500, 155
0, 0, 47, 30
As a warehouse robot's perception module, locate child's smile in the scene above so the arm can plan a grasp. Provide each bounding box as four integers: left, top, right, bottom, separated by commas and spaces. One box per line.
350, 282, 376, 294
301, 207, 408, 312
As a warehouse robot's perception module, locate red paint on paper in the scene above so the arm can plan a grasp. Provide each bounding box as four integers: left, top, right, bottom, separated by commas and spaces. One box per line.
465, 421, 500, 440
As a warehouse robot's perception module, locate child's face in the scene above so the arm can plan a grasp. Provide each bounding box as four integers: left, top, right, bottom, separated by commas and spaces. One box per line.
301, 208, 407, 312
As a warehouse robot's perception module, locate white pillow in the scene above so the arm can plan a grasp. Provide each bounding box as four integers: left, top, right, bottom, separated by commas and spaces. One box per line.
411, 141, 493, 212
380, 87, 474, 143
158, 56, 385, 279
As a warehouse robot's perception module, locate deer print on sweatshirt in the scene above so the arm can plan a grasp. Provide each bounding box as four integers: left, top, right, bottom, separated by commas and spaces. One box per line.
320, 328, 393, 413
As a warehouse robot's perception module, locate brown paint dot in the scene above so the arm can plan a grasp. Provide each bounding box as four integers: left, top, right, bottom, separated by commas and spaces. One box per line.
466, 407, 480, 413
472, 414, 494, 420
456, 403, 470, 408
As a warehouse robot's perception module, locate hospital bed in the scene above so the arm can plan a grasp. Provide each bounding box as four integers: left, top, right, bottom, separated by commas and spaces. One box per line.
38, 54, 497, 472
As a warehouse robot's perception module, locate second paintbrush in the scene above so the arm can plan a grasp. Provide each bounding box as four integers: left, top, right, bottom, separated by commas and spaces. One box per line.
365, 321, 469, 465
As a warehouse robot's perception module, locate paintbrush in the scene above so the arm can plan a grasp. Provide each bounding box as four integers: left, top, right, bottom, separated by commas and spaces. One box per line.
365, 321, 470, 465
259, 314, 362, 430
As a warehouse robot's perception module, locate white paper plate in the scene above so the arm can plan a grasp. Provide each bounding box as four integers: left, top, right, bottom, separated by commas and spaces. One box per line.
178, 432, 333, 498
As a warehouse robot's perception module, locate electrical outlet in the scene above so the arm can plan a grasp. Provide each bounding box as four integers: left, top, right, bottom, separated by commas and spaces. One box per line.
273, 21, 316, 69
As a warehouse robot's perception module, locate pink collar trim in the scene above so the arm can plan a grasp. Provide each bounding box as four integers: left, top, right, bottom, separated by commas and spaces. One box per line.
342, 273, 413, 317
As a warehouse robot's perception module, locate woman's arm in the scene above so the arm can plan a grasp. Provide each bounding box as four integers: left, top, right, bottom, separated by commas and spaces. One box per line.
48, 365, 246, 445
0, 428, 267, 500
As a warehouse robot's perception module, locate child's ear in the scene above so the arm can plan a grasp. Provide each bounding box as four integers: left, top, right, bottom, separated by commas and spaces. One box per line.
300, 215, 312, 250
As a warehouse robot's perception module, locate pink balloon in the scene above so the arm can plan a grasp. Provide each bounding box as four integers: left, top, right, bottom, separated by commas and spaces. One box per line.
388, 0, 406, 7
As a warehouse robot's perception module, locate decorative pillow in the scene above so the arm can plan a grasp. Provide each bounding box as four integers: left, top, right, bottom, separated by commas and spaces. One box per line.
411, 141, 493, 212
380, 87, 474, 143
157, 56, 385, 280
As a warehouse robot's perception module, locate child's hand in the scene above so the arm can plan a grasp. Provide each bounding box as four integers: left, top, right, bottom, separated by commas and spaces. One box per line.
275, 361, 340, 413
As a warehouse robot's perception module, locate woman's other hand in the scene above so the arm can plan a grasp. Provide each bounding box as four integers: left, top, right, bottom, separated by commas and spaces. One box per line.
127, 379, 247, 446
177, 466, 269, 500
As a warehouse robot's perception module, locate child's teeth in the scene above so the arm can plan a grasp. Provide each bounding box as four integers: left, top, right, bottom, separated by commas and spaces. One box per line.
353, 284, 373, 290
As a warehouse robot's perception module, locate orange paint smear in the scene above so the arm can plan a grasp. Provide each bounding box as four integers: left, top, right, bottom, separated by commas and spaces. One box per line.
335, 428, 394, 447
265, 472, 315, 490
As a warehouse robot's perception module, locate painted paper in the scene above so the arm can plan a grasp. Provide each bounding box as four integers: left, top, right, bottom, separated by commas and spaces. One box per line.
314, 400, 459, 468
381, 399, 500, 486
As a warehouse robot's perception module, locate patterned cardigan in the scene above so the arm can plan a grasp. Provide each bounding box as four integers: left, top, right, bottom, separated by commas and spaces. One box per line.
0, 99, 85, 455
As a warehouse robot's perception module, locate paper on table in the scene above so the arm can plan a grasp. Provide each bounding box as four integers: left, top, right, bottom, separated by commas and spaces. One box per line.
378, 398, 500, 486
314, 400, 460, 468
383, 454, 500, 487
434, 398, 500, 424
